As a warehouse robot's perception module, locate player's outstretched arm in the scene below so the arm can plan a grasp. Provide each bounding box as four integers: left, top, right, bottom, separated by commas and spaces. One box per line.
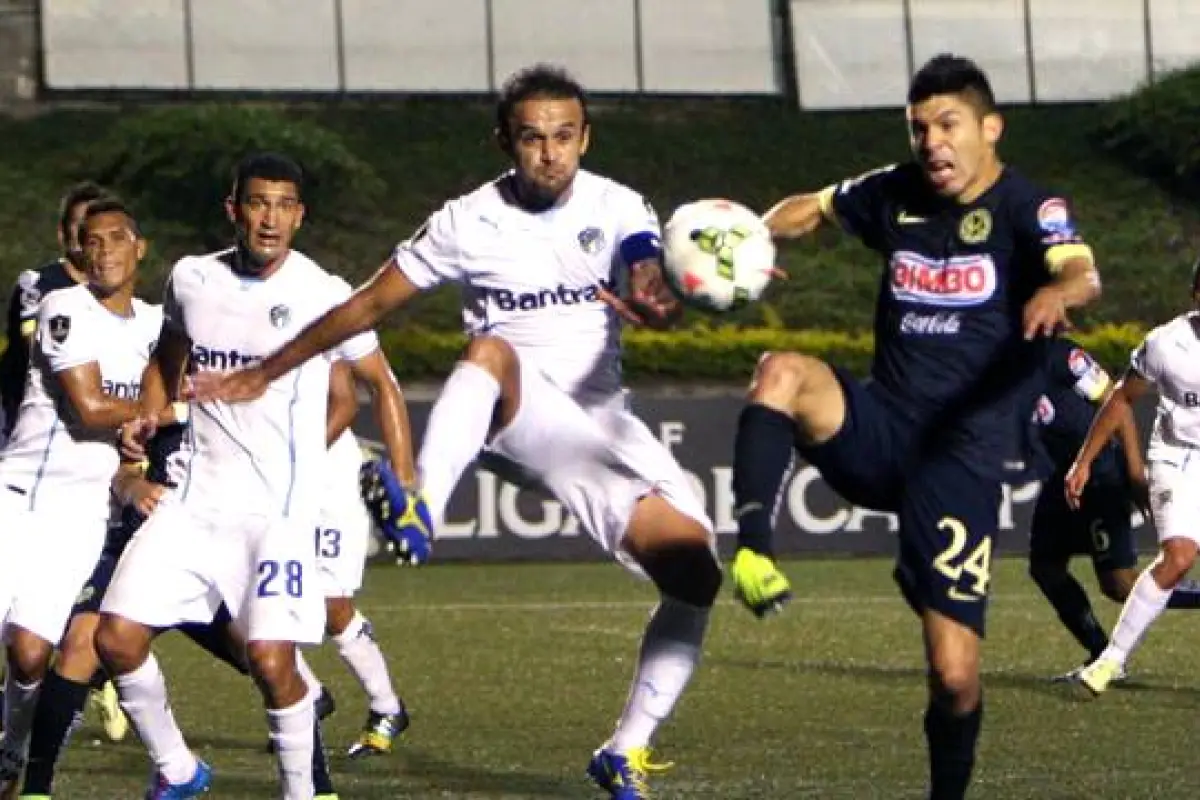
1024, 255, 1102, 339
761, 191, 831, 240
348, 349, 418, 487
1066, 370, 1149, 508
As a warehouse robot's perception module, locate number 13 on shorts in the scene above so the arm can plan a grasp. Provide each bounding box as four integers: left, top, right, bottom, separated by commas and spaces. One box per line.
932, 516, 993, 602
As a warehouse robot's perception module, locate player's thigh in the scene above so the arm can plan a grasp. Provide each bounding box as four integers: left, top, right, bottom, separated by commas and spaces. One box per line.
488, 371, 653, 568
895, 455, 1002, 639
101, 500, 223, 629
237, 516, 325, 646
796, 365, 909, 512
1028, 479, 1087, 567
315, 500, 371, 599
1082, 483, 1138, 574
750, 351, 847, 443
10, 508, 107, 646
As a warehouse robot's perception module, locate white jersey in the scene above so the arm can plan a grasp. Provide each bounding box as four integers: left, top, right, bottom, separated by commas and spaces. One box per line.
394, 169, 660, 403
1131, 312, 1200, 460
167, 249, 378, 518
326, 428, 365, 504
0, 285, 162, 517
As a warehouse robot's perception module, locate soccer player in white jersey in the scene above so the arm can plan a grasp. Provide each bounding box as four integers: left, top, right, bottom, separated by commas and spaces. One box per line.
0, 199, 169, 797
1066, 260, 1200, 696
318, 361, 409, 758
94, 153, 424, 800
193, 65, 722, 800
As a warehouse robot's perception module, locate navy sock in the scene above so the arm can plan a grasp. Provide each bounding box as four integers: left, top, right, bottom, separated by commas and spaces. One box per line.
22, 670, 90, 796
925, 696, 983, 800
731, 403, 797, 556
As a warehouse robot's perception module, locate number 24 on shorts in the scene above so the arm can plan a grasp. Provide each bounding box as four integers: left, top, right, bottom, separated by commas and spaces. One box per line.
257, 559, 304, 598
932, 517, 993, 601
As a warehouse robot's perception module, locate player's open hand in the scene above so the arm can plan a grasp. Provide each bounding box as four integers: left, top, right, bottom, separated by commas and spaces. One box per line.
1023, 285, 1072, 340
187, 367, 269, 404
598, 262, 682, 329
127, 478, 166, 517
1064, 460, 1091, 510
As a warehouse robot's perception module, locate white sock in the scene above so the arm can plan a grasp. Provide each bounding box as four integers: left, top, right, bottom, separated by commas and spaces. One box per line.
295, 651, 321, 700
333, 612, 401, 715
267, 695, 315, 800
1, 672, 41, 760
1104, 566, 1173, 665
610, 597, 710, 753
114, 654, 197, 785
418, 361, 500, 526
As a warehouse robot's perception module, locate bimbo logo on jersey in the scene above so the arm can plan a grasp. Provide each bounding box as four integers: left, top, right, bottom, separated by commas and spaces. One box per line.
191, 345, 263, 370
488, 279, 614, 311
889, 251, 997, 307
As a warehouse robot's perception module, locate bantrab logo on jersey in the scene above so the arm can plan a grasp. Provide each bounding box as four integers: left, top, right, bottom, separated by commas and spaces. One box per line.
102, 379, 142, 399
889, 251, 997, 308
489, 279, 614, 311
191, 345, 263, 371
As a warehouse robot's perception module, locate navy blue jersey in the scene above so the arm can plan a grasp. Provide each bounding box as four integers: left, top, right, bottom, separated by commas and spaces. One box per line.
0, 260, 80, 432
113, 422, 188, 546
823, 163, 1089, 472
1032, 337, 1124, 483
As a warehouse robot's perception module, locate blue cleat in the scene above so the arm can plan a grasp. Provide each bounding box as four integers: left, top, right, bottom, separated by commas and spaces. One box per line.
144, 759, 212, 799
586, 745, 672, 799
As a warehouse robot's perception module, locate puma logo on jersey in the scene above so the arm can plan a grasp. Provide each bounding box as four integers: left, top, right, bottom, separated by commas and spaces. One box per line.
191, 344, 263, 371
488, 280, 614, 311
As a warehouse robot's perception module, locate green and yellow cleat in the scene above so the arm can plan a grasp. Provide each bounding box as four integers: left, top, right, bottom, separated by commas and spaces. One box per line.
731, 548, 793, 618
347, 708, 409, 759
89, 680, 129, 742
1075, 655, 1125, 697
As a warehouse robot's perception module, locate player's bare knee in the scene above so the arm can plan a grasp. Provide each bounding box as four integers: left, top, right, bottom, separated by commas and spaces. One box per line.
6, 628, 53, 683
325, 597, 356, 637
1154, 540, 1198, 588
94, 614, 153, 675
1098, 569, 1135, 603
57, 616, 102, 680
928, 661, 981, 709
246, 640, 306, 707
626, 512, 721, 607
748, 351, 810, 409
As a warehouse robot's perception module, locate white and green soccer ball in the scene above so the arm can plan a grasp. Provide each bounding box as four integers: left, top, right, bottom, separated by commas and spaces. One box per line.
662, 198, 776, 312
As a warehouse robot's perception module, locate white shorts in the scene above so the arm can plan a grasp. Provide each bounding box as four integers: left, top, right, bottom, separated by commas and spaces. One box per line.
316, 488, 371, 598
1149, 456, 1200, 545
486, 356, 713, 573
0, 490, 107, 645
101, 497, 325, 645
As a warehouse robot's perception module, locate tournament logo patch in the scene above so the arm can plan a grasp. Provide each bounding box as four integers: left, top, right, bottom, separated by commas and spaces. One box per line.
269, 304, 291, 329
578, 227, 606, 254
958, 208, 992, 244
1067, 347, 1092, 377
1037, 197, 1075, 235
48, 314, 70, 344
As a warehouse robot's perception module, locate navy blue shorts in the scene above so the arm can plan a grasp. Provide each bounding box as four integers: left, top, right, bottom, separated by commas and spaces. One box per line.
1030, 473, 1137, 572
801, 366, 1002, 637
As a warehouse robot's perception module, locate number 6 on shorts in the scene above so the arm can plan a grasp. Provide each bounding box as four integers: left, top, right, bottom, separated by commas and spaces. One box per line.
257, 559, 304, 598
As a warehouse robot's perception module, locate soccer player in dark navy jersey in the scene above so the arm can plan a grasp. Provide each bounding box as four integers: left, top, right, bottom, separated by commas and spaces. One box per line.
1025, 337, 1153, 681
728, 54, 1102, 799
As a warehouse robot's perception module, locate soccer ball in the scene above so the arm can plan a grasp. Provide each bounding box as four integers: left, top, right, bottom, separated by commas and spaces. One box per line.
662, 198, 776, 312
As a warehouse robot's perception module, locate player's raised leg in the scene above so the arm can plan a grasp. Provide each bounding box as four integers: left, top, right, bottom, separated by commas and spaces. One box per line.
730, 351, 850, 616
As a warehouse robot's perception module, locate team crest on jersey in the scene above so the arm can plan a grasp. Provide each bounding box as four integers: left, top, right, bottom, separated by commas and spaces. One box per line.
48, 314, 70, 343
1037, 198, 1075, 236
269, 304, 291, 329
958, 208, 992, 244
578, 227, 606, 254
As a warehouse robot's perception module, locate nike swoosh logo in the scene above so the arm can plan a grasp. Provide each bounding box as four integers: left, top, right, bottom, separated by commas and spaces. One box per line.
732, 502, 763, 518
896, 211, 927, 224
947, 588, 981, 603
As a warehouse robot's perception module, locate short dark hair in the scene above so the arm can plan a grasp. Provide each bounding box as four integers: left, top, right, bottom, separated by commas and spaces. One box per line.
58, 181, 111, 236
907, 54, 997, 115
495, 63, 589, 137
230, 152, 305, 204
82, 197, 142, 239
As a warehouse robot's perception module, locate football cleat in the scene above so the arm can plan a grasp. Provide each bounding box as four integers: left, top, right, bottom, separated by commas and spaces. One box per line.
731, 548, 793, 618
347, 708, 409, 759
144, 759, 211, 799
1051, 660, 1128, 685
89, 680, 129, 742
587, 745, 673, 799
314, 795, 340, 800
1074, 655, 1125, 697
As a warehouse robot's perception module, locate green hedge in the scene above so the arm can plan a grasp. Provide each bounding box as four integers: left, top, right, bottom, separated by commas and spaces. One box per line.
380, 323, 1147, 383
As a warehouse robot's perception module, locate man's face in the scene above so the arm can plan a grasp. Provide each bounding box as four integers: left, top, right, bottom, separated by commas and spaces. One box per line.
502, 96, 590, 208
82, 211, 143, 297
906, 92, 1002, 199
227, 178, 304, 268
60, 201, 92, 267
